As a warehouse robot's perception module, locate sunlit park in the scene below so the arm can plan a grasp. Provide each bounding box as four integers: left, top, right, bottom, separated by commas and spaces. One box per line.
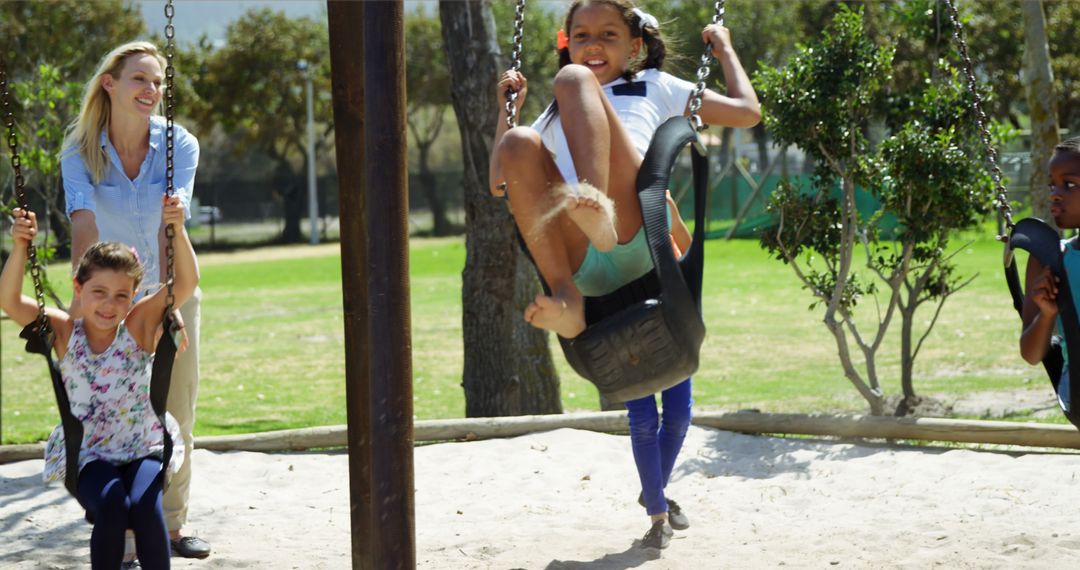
1, 0, 1080, 568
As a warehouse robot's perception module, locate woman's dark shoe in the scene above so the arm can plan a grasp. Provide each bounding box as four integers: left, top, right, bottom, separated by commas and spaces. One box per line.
640, 520, 672, 550
120, 560, 141, 569
171, 536, 212, 559
637, 493, 690, 531
666, 498, 690, 531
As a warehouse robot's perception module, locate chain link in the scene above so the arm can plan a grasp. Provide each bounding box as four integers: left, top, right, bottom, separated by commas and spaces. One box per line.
942, 0, 1013, 234
504, 0, 527, 129
0, 57, 50, 333
163, 0, 177, 313
688, 1, 725, 132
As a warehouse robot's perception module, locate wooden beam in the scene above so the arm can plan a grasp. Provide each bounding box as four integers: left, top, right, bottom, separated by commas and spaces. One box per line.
327, 1, 370, 567
361, 1, 414, 568
5, 412, 1078, 465
693, 411, 1080, 449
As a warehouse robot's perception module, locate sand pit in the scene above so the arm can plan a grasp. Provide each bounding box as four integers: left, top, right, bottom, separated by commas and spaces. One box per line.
3, 425, 1080, 568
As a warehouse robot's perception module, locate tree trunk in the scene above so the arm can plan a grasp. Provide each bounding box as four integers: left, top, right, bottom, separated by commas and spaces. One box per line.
826, 175, 885, 415
1022, 0, 1060, 227
416, 141, 450, 236
280, 182, 304, 243
439, 0, 561, 417
899, 302, 916, 401
752, 122, 769, 173
721, 128, 736, 217
278, 157, 304, 243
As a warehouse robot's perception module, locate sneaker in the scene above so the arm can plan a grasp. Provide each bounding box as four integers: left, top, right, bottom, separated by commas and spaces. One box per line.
120, 560, 141, 569
171, 536, 212, 559
640, 520, 672, 549
666, 498, 690, 531
637, 492, 690, 531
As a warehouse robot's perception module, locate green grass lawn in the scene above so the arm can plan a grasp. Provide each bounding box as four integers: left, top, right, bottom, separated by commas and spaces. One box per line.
0, 230, 1055, 444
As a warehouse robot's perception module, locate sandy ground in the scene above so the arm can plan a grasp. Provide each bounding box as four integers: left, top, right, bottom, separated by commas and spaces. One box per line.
4, 423, 1080, 569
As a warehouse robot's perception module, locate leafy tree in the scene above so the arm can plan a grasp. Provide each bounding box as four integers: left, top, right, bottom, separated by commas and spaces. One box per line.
876, 66, 996, 411
758, 6, 894, 414
0, 0, 145, 80
11, 64, 82, 261
923, 0, 1078, 224
187, 8, 332, 243
757, 5, 994, 415
953, 0, 1024, 128
657, 0, 804, 168
0, 0, 144, 259
405, 7, 453, 236
1046, 0, 1080, 133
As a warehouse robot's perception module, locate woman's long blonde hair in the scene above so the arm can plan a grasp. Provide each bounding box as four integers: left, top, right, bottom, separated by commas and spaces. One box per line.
63, 41, 167, 185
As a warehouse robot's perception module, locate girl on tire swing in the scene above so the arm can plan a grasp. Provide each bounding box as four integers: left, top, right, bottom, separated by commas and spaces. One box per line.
488, 0, 760, 551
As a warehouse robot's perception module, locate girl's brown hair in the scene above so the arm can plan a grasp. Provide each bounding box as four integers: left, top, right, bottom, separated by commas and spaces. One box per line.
75, 241, 144, 289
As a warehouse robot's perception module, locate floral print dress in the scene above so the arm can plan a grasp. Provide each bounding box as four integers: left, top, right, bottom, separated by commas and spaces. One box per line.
43, 320, 184, 483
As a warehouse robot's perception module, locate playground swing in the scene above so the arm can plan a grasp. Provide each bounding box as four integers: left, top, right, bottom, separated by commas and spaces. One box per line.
499, 1, 725, 403
0, 0, 184, 514
941, 0, 1080, 429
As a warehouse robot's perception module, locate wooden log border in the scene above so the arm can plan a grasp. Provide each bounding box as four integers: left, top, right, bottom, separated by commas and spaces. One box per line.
3, 411, 1079, 464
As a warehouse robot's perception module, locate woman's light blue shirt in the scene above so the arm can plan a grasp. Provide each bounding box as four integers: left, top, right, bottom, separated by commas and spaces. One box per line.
62, 115, 198, 290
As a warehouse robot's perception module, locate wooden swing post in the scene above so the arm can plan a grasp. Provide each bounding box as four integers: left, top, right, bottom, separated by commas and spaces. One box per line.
328, 0, 415, 567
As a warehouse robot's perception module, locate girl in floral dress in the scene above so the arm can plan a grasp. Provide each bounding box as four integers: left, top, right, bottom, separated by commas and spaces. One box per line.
1, 197, 198, 570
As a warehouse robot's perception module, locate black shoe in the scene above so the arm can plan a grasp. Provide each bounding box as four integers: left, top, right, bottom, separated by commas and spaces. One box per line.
640, 520, 672, 550
637, 493, 690, 531
171, 536, 212, 559
666, 498, 690, 531
121, 561, 141, 569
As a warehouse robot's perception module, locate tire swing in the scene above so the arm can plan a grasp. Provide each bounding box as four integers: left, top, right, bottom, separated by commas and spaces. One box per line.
499, 0, 726, 403
942, 0, 1080, 428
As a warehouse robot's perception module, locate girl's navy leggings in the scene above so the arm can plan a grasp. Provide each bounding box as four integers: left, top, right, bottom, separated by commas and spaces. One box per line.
78, 457, 170, 570
625, 378, 693, 516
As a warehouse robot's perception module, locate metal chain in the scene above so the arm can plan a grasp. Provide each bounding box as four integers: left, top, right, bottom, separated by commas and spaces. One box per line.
688, 1, 726, 132
942, 0, 1013, 233
0, 57, 49, 331
163, 0, 177, 313
504, 0, 527, 128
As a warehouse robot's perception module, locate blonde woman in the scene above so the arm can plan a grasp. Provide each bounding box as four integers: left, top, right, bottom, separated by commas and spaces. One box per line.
61, 41, 210, 562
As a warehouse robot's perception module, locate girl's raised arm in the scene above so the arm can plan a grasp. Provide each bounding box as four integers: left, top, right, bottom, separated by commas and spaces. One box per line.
0, 210, 43, 327
489, 69, 529, 196
0, 209, 72, 352
128, 196, 200, 351
690, 24, 760, 129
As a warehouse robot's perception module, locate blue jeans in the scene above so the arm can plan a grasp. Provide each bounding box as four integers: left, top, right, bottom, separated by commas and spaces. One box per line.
625, 379, 693, 515
79, 458, 170, 570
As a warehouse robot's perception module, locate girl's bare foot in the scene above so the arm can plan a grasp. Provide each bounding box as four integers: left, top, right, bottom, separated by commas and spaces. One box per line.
524, 292, 586, 338
563, 182, 617, 252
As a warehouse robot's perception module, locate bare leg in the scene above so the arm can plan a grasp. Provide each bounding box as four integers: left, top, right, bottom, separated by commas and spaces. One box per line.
554, 64, 645, 244
498, 127, 588, 339
496, 68, 647, 337
563, 182, 617, 252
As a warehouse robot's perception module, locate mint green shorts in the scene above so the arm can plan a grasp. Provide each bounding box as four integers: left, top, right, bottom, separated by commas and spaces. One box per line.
572, 226, 654, 297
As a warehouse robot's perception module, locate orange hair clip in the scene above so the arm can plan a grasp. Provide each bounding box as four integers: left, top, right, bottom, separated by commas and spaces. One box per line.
556, 29, 569, 50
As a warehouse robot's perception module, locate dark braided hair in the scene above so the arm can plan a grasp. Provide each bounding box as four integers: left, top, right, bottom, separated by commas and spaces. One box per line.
75, 241, 144, 288
1056, 136, 1080, 156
